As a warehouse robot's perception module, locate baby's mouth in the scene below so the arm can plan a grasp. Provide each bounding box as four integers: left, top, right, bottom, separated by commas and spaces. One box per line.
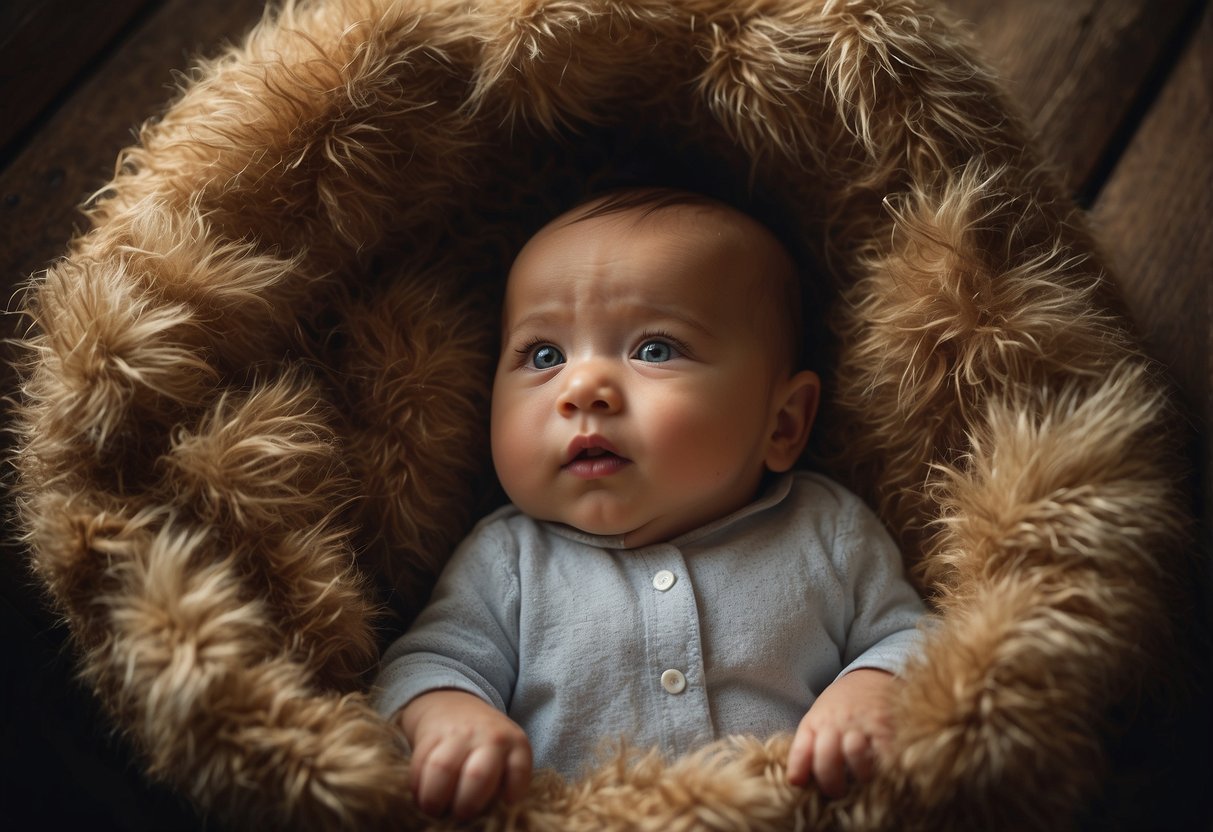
563, 436, 630, 477
575, 447, 616, 461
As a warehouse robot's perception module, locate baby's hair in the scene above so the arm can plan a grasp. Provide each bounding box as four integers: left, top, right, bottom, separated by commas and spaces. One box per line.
565, 186, 807, 373
568, 187, 722, 225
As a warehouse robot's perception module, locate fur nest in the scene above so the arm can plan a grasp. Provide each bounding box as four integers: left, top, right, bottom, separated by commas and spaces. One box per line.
10, 0, 1189, 829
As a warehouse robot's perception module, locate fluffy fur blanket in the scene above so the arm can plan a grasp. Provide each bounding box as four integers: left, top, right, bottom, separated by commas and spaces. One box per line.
11, 0, 1189, 828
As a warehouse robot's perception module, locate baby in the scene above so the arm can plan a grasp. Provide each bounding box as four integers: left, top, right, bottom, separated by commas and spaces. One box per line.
371, 188, 926, 820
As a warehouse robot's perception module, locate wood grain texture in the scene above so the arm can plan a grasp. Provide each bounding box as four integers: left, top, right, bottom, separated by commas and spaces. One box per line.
1091, 5, 1211, 421
1089, 10, 1211, 831
0, 0, 263, 302
941, 0, 1197, 194
0, 0, 154, 159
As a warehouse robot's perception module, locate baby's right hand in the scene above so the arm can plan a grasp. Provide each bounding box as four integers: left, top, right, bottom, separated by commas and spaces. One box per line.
397, 689, 532, 820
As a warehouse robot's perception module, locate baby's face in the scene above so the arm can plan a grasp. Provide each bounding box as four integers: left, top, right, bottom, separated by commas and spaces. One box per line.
491, 200, 803, 547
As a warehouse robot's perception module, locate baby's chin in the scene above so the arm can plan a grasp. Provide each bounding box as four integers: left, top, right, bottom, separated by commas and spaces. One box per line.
551, 510, 641, 541
563, 510, 680, 549
520, 492, 742, 548
517, 498, 653, 544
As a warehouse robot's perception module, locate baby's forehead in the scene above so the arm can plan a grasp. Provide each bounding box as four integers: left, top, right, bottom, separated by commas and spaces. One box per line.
515, 194, 789, 281
510, 193, 795, 305
548, 193, 767, 246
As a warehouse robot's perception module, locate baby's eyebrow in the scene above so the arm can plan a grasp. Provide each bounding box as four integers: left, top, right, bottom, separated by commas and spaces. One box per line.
504, 306, 571, 336
624, 303, 715, 338
503, 302, 715, 340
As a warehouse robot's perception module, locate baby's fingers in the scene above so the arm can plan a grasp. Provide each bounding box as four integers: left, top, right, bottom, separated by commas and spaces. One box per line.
502, 741, 533, 805
812, 726, 847, 798
842, 729, 875, 783
787, 723, 815, 786
452, 746, 507, 821
413, 744, 464, 817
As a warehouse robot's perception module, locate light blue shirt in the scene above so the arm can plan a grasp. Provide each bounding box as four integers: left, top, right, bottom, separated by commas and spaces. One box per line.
372, 472, 926, 779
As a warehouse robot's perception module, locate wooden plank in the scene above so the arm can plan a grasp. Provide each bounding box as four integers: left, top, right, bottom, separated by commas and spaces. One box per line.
0, 0, 157, 160
1089, 10, 1212, 830
0, 0, 264, 301
1090, 4, 1211, 427
941, 0, 1197, 195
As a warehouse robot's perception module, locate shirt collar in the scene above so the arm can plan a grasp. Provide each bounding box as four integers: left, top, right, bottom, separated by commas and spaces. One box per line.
544, 472, 796, 551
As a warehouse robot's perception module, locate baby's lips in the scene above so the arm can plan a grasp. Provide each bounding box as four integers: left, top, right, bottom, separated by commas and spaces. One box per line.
564, 434, 625, 465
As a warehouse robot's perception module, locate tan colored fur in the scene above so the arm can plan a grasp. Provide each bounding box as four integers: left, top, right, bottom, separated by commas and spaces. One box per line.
10, 0, 1187, 828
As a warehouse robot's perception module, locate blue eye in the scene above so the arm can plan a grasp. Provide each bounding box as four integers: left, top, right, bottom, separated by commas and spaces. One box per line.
636, 340, 677, 363
529, 344, 565, 370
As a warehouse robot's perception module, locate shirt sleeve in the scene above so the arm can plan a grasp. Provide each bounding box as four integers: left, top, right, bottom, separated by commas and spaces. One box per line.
833, 493, 928, 678
369, 520, 522, 720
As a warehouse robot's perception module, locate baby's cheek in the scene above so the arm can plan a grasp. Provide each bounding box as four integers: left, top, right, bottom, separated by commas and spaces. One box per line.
492, 403, 545, 501
656, 415, 741, 487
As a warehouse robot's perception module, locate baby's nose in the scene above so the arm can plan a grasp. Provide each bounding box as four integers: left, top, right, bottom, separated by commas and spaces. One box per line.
557, 365, 622, 416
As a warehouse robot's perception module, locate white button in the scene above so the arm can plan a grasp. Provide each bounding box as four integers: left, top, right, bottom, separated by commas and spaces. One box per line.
652, 570, 676, 591
660, 668, 687, 694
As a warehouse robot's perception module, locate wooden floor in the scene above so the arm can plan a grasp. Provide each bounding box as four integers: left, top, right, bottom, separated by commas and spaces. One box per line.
1, 0, 1209, 828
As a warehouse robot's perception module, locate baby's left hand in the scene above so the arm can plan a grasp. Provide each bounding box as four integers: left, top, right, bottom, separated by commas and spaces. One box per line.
787, 668, 896, 797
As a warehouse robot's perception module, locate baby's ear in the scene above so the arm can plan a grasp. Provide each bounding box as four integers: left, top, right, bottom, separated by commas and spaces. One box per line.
765, 370, 820, 472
